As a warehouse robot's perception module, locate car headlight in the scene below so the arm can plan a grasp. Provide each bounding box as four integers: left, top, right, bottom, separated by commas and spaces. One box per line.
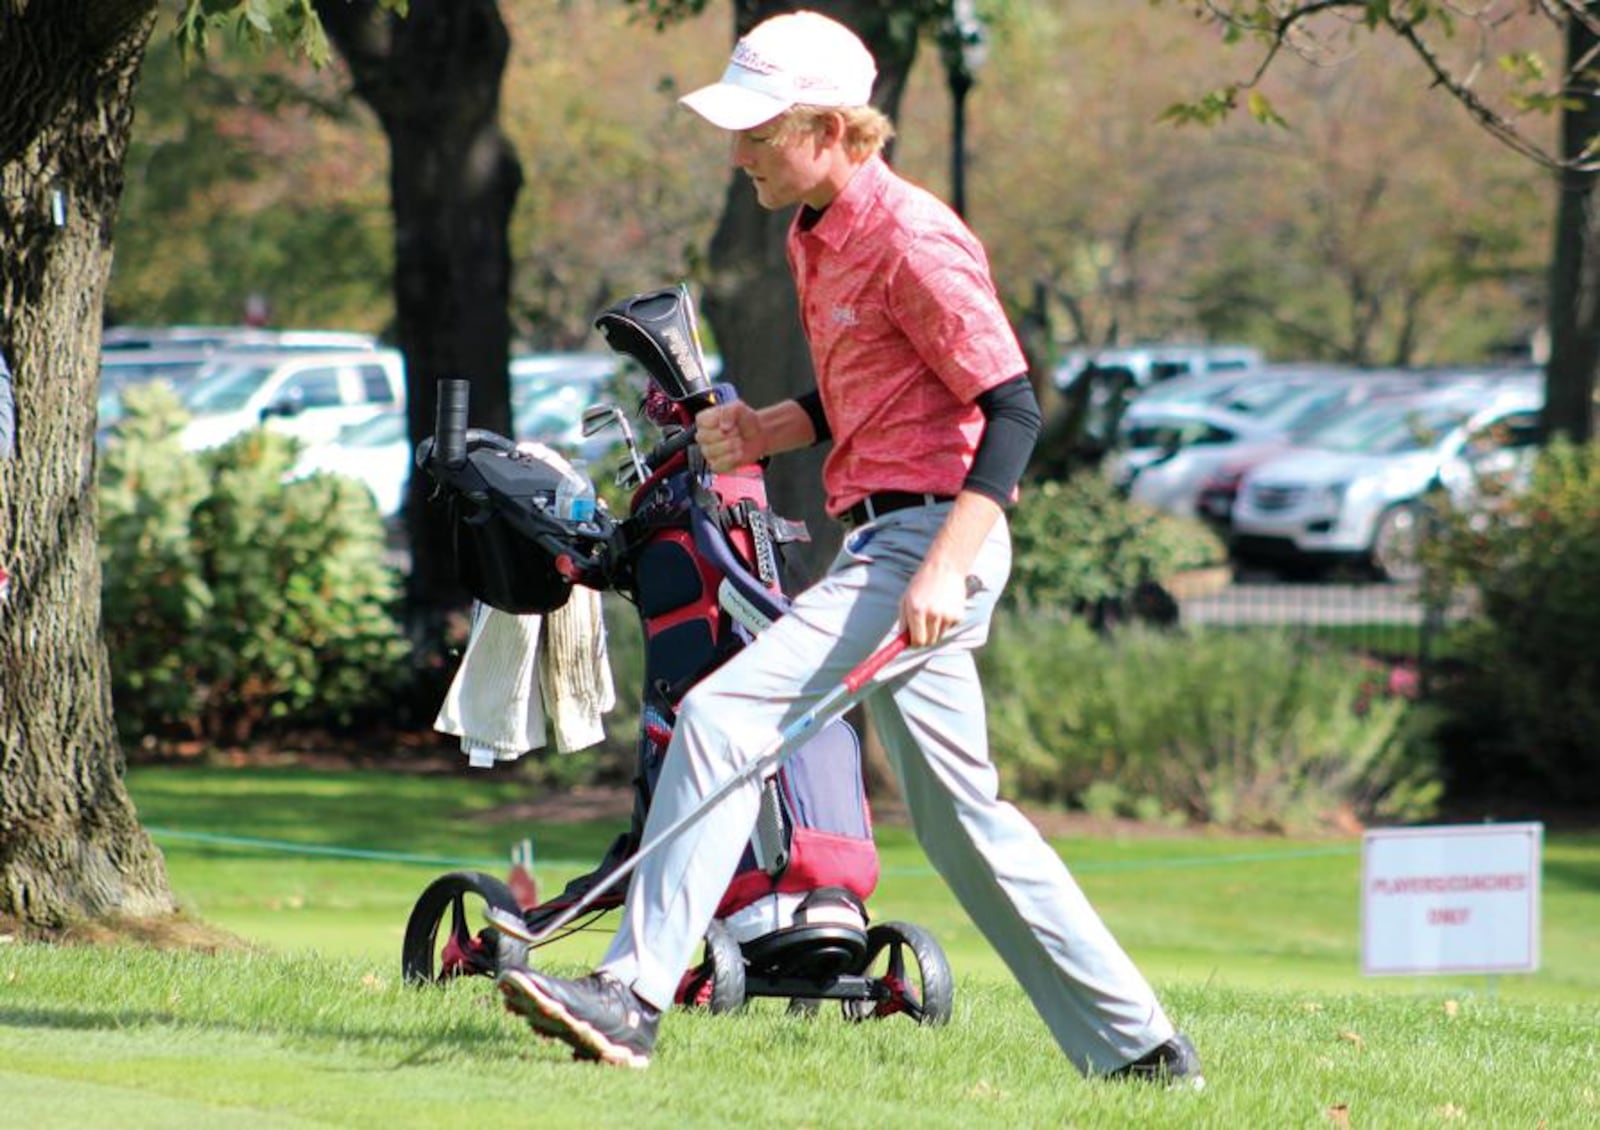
1314, 481, 1349, 510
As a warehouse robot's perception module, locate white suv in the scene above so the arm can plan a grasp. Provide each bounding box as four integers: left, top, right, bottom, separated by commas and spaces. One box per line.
1228, 376, 1543, 581
178, 348, 405, 452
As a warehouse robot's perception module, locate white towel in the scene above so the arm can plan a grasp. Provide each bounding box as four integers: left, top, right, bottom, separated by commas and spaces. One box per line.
435, 588, 615, 766
538, 583, 615, 752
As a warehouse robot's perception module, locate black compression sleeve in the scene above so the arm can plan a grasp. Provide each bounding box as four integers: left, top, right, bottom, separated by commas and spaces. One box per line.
795, 388, 832, 444
963, 374, 1042, 506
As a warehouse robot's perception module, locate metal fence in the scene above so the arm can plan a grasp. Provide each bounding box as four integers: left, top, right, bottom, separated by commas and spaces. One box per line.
1171, 570, 1453, 691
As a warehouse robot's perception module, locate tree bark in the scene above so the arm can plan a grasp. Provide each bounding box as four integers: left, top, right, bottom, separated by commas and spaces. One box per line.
0, 0, 176, 928
315, 0, 522, 625
701, 0, 920, 585
1543, 3, 1600, 443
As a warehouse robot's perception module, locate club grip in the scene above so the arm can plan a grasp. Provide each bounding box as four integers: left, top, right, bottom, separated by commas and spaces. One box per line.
435, 378, 470, 469
841, 575, 982, 692
843, 633, 911, 693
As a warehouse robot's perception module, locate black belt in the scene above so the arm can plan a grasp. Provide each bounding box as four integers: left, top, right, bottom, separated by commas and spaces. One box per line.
840, 491, 953, 529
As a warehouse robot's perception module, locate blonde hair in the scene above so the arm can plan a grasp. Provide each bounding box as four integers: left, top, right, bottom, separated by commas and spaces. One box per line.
772, 103, 895, 159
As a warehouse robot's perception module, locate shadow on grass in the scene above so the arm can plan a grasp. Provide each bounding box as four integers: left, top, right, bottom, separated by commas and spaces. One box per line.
0, 996, 541, 1067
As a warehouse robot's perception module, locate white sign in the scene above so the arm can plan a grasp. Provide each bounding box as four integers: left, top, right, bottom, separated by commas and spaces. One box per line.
1361, 822, 1542, 976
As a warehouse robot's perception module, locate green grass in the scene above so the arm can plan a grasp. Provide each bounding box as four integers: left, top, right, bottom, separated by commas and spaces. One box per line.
2, 764, 1598, 1128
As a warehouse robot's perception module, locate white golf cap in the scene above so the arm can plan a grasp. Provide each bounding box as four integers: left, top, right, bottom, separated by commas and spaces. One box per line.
679, 10, 877, 131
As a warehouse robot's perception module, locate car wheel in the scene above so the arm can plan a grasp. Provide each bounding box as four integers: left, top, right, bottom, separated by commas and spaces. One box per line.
1371, 503, 1424, 583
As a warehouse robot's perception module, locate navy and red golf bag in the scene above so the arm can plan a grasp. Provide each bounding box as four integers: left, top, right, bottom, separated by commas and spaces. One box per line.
402, 284, 951, 1020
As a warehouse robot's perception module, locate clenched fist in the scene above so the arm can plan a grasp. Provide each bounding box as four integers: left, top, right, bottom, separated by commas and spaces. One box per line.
694, 402, 765, 473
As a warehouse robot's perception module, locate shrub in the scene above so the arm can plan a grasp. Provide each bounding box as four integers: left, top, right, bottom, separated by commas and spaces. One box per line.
99, 384, 411, 744
980, 611, 1439, 832
1008, 474, 1226, 611
1419, 438, 1600, 805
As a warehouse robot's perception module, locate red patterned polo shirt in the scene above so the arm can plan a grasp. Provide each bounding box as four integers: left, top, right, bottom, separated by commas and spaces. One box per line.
787, 155, 1026, 517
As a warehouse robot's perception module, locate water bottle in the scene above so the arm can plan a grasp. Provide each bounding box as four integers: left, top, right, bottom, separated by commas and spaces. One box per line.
554, 468, 596, 523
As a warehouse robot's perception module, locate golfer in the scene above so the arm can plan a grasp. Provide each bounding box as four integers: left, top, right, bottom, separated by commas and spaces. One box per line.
497, 10, 1202, 1086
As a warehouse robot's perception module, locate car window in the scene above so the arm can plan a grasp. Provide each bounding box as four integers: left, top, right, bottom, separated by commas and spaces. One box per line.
281, 367, 343, 409
1351, 404, 1471, 455
1122, 420, 1235, 449
1466, 411, 1541, 456
182, 361, 279, 413
1148, 360, 1195, 383
100, 358, 210, 387
356, 364, 397, 405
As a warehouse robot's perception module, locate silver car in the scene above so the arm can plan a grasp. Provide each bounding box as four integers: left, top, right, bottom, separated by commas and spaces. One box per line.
1228, 376, 1543, 581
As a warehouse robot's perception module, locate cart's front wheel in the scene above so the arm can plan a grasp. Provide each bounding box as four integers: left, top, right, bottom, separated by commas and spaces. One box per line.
843, 921, 953, 1026
675, 920, 746, 1014
402, 870, 522, 985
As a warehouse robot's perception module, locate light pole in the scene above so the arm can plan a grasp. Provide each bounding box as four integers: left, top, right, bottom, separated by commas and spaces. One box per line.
938, 0, 988, 220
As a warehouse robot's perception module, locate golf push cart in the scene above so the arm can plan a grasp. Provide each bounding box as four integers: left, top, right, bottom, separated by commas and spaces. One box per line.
400, 284, 953, 1023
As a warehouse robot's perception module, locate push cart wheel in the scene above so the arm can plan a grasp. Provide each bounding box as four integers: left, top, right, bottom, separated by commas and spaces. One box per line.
843, 921, 953, 1026
675, 921, 746, 1014
402, 870, 522, 985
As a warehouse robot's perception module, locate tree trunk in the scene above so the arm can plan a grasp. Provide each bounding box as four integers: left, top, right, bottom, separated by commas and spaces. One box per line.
315, 0, 522, 628
0, 0, 176, 928
701, 0, 920, 585
1543, 3, 1600, 443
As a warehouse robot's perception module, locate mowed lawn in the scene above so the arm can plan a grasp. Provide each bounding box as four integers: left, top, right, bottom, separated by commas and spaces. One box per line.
1, 763, 1597, 1128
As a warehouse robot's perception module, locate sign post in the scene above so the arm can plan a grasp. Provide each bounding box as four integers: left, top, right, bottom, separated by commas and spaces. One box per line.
1361, 822, 1542, 977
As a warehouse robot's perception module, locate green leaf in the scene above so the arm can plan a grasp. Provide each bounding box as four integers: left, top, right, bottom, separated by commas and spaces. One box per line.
1246, 89, 1288, 127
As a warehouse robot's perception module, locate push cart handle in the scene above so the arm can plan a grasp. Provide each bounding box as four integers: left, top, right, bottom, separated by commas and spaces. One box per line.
435, 378, 470, 470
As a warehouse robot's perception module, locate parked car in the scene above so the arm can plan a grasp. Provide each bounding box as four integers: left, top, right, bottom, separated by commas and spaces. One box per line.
1195, 368, 1536, 530
177, 348, 405, 452
511, 352, 616, 445
98, 348, 216, 433
1120, 369, 1445, 521
509, 351, 666, 467
103, 325, 376, 353
1055, 343, 1268, 442
1227, 376, 1544, 580
1120, 363, 1351, 422
1105, 405, 1285, 516
98, 328, 381, 435
289, 408, 410, 518
1056, 343, 1263, 393
285, 353, 621, 517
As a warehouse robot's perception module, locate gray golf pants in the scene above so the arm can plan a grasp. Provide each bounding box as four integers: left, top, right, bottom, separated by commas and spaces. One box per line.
597, 502, 1176, 1074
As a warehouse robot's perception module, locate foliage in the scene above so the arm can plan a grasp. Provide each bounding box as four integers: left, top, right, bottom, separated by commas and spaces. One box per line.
1148, 1, 1581, 170
111, 19, 394, 331
1418, 437, 1600, 804
980, 613, 1439, 832
1131, 2, 1594, 442
98, 384, 412, 744
904, 3, 1551, 365
174, 0, 408, 68
1006, 474, 1227, 610
110, 3, 1557, 366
